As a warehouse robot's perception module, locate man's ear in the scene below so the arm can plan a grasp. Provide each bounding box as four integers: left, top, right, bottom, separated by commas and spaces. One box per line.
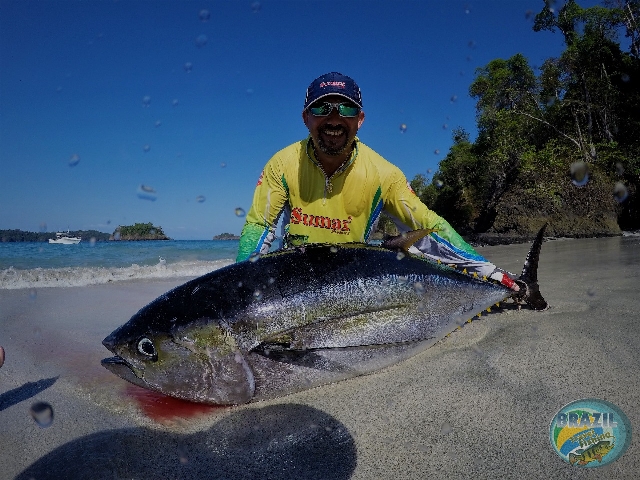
302, 109, 310, 128
357, 110, 365, 129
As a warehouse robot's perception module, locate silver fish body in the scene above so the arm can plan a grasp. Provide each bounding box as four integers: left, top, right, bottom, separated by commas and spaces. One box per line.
102, 231, 545, 405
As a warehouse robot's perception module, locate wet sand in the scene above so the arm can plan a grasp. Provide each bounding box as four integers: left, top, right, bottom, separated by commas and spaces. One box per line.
1, 236, 639, 479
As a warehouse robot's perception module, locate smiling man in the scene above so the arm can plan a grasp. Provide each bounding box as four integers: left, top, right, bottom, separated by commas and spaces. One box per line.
235, 72, 520, 293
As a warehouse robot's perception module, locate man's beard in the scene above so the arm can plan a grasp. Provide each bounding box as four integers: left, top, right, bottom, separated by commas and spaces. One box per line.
315, 125, 352, 156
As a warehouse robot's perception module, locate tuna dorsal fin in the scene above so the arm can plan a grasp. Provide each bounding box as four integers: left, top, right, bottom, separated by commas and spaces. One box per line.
381, 229, 437, 252
519, 224, 548, 311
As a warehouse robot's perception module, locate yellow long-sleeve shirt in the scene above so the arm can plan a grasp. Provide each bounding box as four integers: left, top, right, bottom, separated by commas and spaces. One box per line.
236, 137, 502, 282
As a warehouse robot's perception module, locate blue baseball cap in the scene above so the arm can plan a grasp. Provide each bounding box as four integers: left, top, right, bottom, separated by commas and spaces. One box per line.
303, 72, 363, 109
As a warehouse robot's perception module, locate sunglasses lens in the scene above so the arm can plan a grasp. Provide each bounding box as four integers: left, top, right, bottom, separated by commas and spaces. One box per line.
309, 102, 360, 117
309, 103, 331, 116
338, 104, 360, 117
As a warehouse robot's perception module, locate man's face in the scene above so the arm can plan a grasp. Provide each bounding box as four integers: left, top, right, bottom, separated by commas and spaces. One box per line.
303, 95, 365, 157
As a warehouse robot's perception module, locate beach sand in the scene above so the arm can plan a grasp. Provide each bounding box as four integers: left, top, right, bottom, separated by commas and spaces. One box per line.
1, 236, 639, 479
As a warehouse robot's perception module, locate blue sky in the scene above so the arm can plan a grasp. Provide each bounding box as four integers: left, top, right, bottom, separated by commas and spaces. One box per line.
0, 0, 599, 239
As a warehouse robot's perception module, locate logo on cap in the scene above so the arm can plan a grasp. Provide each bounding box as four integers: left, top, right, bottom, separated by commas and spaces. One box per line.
319, 81, 346, 89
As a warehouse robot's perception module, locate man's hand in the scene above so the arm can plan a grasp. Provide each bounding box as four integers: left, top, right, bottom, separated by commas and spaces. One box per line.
489, 271, 520, 292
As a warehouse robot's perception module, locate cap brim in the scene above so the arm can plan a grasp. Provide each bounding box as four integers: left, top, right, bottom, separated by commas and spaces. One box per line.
303, 93, 362, 110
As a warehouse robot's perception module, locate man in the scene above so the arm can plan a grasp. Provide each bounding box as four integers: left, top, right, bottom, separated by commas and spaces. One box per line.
236, 72, 520, 293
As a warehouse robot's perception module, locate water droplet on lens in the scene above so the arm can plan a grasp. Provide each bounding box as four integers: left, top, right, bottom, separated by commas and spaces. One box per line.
29, 288, 37, 300
616, 162, 624, 175
89, 237, 96, 247
450, 95, 458, 103
268, 277, 275, 284
235, 207, 246, 217
613, 182, 628, 202
435, 179, 444, 189
330, 246, 338, 253
468, 40, 476, 48
434, 149, 440, 155
220, 162, 227, 168
251, 2, 261, 13
586, 287, 596, 297
440, 421, 452, 435
413, 282, 425, 294
246, 88, 254, 95
184, 62, 193, 73
621, 73, 630, 82
30, 402, 54, 428
68, 153, 80, 167
195, 34, 208, 48
570, 161, 589, 187
196, 195, 206, 203
442, 123, 448, 130
399, 124, 407, 133
142, 96, 151, 107
525, 9, 534, 20
199, 9, 210, 22
396, 252, 405, 260
154, 120, 162, 127
137, 185, 157, 201
172, 99, 179, 107
253, 289, 262, 300
143, 144, 150, 153
179, 447, 189, 464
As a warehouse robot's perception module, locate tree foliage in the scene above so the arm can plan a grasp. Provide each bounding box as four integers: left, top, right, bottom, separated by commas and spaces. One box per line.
411, 0, 639, 234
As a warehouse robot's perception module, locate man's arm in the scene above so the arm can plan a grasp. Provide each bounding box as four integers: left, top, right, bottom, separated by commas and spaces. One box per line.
236, 161, 288, 262
383, 176, 520, 291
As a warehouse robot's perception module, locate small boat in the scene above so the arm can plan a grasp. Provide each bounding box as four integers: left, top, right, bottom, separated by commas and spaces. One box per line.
49, 231, 81, 244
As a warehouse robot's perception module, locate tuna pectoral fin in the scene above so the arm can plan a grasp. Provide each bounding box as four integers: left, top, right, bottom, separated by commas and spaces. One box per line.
517, 224, 548, 311
381, 229, 437, 252
204, 348, 256, 405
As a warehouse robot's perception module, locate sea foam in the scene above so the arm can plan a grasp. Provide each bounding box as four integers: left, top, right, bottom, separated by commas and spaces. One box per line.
0, 259, 233, 290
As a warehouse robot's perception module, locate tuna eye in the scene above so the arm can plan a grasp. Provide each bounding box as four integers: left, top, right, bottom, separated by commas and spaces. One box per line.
137, 337, 156, 357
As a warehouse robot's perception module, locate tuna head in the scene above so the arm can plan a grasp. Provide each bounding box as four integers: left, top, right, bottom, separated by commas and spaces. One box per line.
101, 305, 255, 405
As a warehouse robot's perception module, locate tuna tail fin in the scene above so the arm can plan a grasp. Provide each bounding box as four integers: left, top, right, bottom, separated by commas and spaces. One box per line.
516, 224, 548, 311
381, 229, 437, 252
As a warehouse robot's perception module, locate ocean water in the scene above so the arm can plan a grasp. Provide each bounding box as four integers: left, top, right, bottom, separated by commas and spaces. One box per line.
0, 240, 240, 289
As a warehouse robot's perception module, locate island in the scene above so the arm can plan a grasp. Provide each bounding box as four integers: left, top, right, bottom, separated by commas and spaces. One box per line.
213, 233, 240, 240
111, 222, 170, 241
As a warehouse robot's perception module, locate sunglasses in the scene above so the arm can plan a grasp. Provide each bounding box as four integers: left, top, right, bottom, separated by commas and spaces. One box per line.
308, 101, 361, 118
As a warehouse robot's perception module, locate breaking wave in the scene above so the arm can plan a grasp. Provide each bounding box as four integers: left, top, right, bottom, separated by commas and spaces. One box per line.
0, 259, 233, 290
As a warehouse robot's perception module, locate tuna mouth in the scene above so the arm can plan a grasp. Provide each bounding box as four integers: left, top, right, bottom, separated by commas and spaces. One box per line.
101, 356, 148, 389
